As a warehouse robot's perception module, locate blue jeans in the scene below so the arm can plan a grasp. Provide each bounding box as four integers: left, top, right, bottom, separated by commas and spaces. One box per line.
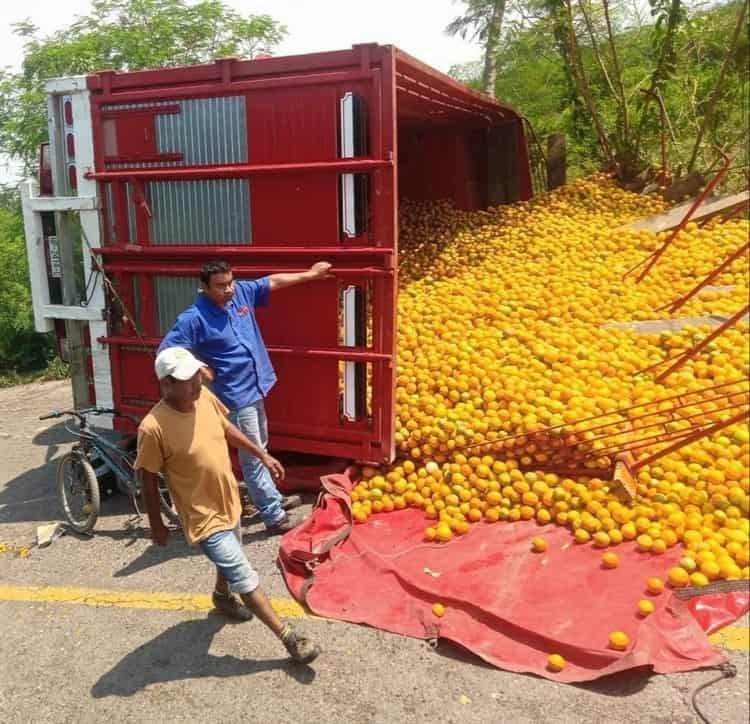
229, 400, 285, 528
199, 525, 259, 594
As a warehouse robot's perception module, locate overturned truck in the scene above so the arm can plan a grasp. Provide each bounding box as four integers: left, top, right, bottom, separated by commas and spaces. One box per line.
22, 43, 534, 464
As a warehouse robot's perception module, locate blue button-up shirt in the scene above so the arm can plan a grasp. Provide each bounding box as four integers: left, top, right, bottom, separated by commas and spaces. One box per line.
158, 278, 277, 410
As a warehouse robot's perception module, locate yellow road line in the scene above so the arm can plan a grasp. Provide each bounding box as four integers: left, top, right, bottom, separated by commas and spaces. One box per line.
0, 584, 308, 619
0, 584, 745, 647
709, 625, 750, 651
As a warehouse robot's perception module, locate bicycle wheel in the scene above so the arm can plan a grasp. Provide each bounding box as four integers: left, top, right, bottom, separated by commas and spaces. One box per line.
57, 453, 100, 533
157, 474, 180, 527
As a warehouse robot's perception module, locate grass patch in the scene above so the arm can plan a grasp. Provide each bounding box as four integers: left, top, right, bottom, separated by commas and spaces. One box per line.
0, 357, 69, 389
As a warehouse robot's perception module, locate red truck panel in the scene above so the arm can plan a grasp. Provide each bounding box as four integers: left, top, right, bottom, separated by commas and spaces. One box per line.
86, 44, 530, 463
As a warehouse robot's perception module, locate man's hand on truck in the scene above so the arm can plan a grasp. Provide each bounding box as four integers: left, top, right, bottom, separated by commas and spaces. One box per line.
268, 261, 333, 291
308, 261, 333, 279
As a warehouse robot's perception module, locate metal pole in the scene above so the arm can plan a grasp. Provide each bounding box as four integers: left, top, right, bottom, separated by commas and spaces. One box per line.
662, 242, 749, 313
625, 148, 735, 282
655, 304, 750, 382
633, 410, 750, 471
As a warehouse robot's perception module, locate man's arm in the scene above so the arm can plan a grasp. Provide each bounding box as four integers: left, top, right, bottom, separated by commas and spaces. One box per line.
140, 470, 170, 546
268, 261, 332, 292
224, 421, 285, 481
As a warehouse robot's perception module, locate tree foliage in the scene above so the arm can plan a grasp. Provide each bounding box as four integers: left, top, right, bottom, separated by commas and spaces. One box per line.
450, 0, 749, 182
0, 0, 287, 170
446, 1, 514, 95
0, 190, 57, 372
0, 0, 286, 374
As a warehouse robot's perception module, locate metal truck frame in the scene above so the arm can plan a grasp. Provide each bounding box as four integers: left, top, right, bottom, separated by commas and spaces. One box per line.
21, 44, 532, 464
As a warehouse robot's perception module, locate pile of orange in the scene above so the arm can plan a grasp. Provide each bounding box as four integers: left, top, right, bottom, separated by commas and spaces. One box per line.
351, 174, 749, 584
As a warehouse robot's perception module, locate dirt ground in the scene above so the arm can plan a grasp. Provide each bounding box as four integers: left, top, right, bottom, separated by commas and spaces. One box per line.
1, 379, 748, 724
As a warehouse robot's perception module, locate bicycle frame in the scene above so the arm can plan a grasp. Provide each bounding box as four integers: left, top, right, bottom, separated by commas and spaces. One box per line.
81, 431, 138, 494
58, 408, 140, 496
42, 406, 179, 531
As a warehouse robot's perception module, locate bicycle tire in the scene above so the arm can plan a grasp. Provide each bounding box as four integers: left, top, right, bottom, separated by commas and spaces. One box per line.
57, 453, 100, 533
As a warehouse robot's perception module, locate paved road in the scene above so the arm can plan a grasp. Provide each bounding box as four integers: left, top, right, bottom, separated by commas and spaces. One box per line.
1, 380, 748, 724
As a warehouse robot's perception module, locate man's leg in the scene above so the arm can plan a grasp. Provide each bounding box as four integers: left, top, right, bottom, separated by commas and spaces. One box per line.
213, 568, 253, 621
200, 527, 321, 664
229, 401, 286, 529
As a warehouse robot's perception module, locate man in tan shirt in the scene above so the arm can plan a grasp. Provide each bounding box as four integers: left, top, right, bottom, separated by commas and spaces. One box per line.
135, 346, 320, 664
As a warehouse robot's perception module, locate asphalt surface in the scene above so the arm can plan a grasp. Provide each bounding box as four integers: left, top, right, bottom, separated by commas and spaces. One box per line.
1, 380, 748, 724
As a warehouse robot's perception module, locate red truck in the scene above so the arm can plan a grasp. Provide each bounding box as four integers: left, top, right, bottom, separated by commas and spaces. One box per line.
22, 43, 534, 467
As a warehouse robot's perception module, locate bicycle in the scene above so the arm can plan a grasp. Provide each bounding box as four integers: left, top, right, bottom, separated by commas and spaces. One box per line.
39, 407, 179, 534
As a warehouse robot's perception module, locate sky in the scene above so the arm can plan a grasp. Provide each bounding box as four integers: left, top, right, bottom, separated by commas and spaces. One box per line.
1, 0, 484, 184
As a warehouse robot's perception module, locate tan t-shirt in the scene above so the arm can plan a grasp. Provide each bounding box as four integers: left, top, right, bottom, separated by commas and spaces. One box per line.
134, 387, 240, 545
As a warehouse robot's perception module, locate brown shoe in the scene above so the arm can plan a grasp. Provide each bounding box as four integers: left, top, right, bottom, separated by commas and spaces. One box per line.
266, 516, 296, 535
241, 495, 302, 520
212, 590, 253, 621
281, 626, 321, 664
281, 495, 302, 511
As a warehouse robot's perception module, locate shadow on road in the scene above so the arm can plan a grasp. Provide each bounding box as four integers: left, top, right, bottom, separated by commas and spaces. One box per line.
108, 529, 200, 577
91, 614, 315, 697
435, 640, 651, 696
32, 420, 74, 463
105, 521, 273, 577
573, 667, 652, 696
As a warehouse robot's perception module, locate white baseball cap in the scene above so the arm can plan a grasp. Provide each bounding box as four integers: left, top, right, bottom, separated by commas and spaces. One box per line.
155, 347, 206, 381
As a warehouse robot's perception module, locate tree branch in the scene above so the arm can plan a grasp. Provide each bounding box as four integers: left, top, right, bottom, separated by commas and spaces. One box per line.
564, 0, 616, 165
577, 0, 618, 100
601, 0, 629, 142
687, 0, 748, 172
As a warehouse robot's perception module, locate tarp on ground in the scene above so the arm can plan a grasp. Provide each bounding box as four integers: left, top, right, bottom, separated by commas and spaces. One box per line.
279, 473, 749, 683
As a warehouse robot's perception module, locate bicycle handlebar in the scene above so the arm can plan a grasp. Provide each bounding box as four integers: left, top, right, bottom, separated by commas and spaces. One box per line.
39, 407, 125, 422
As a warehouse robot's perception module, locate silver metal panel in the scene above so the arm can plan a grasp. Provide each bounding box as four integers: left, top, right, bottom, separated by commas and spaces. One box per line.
148, 179, 250, 245
155, 96, 247, 165
340, 93, 356, 237
101, 97, 247, 168
104, 183, 117, 242
154, 276, 200, 335
102, 97, 250, 244
125, 183, 136, 243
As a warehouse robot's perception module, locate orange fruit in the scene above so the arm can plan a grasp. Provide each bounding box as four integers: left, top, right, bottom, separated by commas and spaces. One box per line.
531, 536, 547, 553
638, 599, 655, 616
667, 567, 690, 588
689, 572, 709, 587
647, 577, 665, 594
609, 631, 630, 651
601, 552, 620, 569
700, 560, 721, 580
432, 602, 446, 617
547, 653, 566, 672
467, 508, 482, 522
651, 539, 667, 555
484, 507, 500, 523
636, 534, 653, 552
353, 510, 368, 523
435, 524, 453, 543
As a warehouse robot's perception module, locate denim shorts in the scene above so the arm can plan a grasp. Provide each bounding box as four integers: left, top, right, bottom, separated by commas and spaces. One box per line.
199, 525, 259, 594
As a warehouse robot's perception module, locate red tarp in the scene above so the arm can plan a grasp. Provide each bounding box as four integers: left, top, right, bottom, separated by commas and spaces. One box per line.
279, 473, 749, 683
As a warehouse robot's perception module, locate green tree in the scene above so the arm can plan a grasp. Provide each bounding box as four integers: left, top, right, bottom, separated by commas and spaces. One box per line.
0, 190, 55, 372
0, 0, 287, 170
449, 0, 749, 183
0, 0, 286, 376
446, 1, 511, 96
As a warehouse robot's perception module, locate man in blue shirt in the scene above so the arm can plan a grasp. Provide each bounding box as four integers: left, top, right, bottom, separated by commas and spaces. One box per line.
159, 259, 331, 533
